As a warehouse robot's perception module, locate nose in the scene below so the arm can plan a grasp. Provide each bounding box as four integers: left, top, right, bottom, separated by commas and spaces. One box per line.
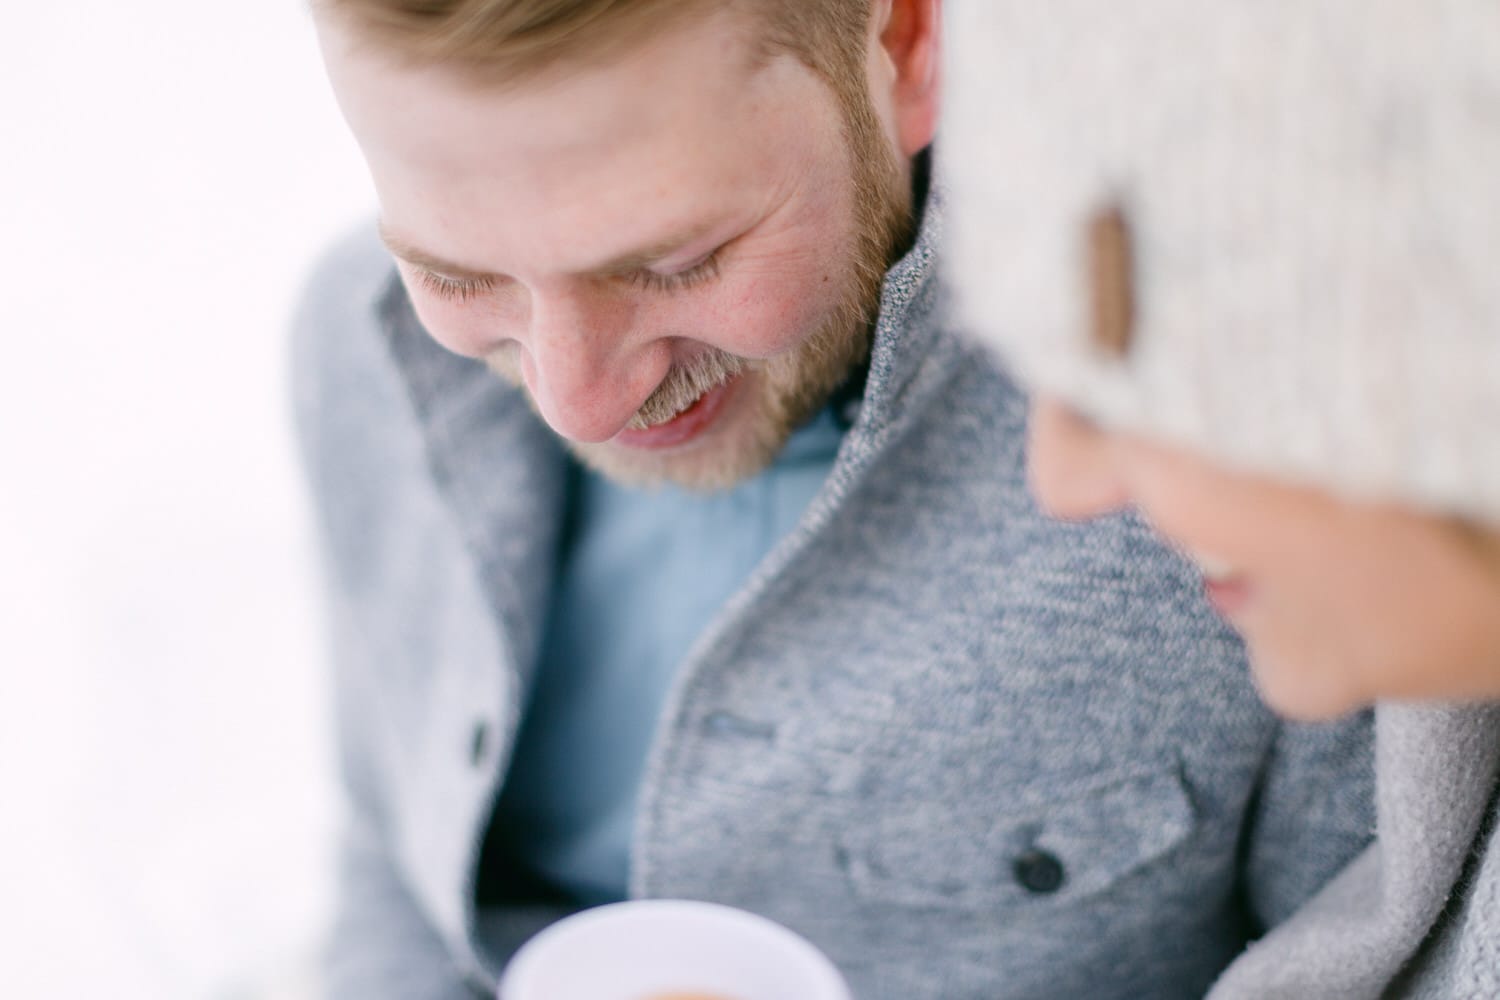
1026, 396, 1130, 520
518, 292, 664, 444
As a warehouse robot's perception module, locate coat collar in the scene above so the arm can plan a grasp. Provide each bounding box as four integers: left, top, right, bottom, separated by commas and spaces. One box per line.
859, 167, 947, 439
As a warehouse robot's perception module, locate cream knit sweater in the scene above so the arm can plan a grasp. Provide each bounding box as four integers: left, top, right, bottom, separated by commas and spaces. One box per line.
941, 0, 1500, 525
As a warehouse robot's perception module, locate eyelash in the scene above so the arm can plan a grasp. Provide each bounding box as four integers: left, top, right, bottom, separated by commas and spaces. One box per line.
414, 269, 495, 303
413, 248, 724, 302
627, 251, 723, 293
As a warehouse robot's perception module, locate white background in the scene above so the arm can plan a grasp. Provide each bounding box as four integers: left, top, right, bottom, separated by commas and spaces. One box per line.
1, 3, 373, 997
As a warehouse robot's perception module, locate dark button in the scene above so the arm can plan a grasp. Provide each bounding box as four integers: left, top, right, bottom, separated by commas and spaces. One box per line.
469, 720, 492, 768
1013, 848, 1066, 895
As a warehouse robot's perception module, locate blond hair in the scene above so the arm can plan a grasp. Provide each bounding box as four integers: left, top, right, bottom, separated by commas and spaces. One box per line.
314, 0, 874, 108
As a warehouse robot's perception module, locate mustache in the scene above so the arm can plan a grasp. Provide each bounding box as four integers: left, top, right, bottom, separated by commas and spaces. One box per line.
485, 343, 750, 430
626, 349, 747, 429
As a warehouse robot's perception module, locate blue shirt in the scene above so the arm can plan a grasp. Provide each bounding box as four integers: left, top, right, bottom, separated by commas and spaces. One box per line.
489, 405, 848, 904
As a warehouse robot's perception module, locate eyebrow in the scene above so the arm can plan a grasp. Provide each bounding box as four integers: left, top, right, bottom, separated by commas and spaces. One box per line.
377, 217, 725, 280
378, 221, 499, 281
591, 219, 722, 275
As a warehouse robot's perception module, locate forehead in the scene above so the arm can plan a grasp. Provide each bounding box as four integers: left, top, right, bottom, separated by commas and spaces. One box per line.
318, 8, 837, 271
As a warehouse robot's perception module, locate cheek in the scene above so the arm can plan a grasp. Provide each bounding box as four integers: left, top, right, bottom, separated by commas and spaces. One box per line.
1239, 586, 1387, 721
1224, 524, 1403, 717
396, 271, 518, 360
1302, 526, 1500, 701
406, 298, 479, 357
693, 268, 845, 358
1124, 452, 1274, 563
696, 185, 859, 358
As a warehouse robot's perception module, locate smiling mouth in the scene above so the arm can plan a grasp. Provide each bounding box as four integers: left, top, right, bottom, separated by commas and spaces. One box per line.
1193, 554, 1238, 583
613, 375, 742, 451
1191, 553, 1253, 617
647, 386, 714, 426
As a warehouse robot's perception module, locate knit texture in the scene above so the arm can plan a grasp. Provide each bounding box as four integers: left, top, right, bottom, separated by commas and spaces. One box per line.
940, 0, 1500, 523
291, 192, 1378, 1000
1207, 703, 1500, 999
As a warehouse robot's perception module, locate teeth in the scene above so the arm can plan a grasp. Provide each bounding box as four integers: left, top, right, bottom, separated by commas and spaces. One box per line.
1193, 553, 1238, 582
667, 393, 702, 419
644, 392, 702, 427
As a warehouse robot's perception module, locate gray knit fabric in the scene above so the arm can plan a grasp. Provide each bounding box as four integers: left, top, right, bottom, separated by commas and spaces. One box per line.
1207, 704, 1500, 999
1399, 792, 1500, 998
290, 191, 1377, 1000
940, 0, 1500, 523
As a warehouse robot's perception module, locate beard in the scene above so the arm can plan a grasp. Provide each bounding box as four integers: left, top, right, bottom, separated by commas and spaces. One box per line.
489, 97, 914, 492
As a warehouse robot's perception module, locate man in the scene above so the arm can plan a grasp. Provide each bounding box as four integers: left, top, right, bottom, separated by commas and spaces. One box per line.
293, 1, 1375, 997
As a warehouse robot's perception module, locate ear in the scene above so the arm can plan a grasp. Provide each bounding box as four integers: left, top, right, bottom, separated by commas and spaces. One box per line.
874, 0, 942, 157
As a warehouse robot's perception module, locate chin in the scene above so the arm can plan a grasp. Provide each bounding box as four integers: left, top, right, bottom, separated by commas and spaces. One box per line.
1250, 651, 1371, 722
570, 445, 768, 493
571, 415, 789, 493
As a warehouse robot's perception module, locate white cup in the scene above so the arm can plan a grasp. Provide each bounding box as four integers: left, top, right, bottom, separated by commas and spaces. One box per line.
497, 899, 853, 1000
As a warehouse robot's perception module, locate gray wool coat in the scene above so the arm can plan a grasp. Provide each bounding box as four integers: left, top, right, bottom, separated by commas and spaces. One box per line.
290, 192, 1376, 1000
1210, 703, 1500, 999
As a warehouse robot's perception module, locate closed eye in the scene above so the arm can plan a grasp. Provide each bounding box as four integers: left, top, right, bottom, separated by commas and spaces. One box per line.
414, 268, 496, 303
627, 249, 723, 294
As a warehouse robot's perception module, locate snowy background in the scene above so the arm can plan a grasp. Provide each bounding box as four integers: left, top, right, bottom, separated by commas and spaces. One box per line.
2, 4, 373, 997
